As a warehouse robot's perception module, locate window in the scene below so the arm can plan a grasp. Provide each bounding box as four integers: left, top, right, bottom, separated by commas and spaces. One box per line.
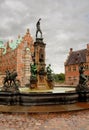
68, 77, 71, 81
68, 66, 71, 71
41, 54, 44, 58
73, 66, 76, 71
74, 77, 76, 81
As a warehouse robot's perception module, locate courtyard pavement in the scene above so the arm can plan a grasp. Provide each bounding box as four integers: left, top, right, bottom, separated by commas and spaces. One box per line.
0, 86, 88, 129
0, 110, 89, 130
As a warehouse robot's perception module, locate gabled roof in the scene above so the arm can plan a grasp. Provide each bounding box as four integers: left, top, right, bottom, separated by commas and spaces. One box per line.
0, 29, 33, 54
65, 49, 86, 65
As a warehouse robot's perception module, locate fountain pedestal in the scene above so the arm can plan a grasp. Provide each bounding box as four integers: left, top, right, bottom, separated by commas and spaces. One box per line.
30, 38, 53, 90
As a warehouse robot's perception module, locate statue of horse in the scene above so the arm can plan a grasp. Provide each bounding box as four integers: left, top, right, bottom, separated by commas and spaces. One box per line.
3, 70, 18, 87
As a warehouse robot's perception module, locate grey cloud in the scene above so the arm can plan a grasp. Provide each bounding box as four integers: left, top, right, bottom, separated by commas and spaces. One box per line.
0, 0, 89, 73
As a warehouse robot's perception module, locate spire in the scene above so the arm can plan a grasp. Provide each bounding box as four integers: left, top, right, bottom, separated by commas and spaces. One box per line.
26, 28, 30, 35
11, 40, 13, 43
7, 41, 10, 48
18, 34, 20, 39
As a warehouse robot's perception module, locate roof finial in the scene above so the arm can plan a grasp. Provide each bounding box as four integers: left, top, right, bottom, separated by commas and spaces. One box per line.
6, 41, 10, 48
11, 40, 13, 43
18, 35, 20, 39
27, 28, 30, 34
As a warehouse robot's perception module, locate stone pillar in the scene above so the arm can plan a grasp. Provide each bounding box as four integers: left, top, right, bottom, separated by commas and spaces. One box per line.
24, 48, 32, 85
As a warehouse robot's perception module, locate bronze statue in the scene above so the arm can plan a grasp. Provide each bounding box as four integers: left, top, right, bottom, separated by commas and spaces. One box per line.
30, 63, 37, 78
3, 69, 19, 91
30, 63, 37, 89
46, 64, 53, 81
76, 63, 89, 92
5, 69, 10, 79
79, 63, 87, 84
46, 64, 52, 75
36, 18, 42, 38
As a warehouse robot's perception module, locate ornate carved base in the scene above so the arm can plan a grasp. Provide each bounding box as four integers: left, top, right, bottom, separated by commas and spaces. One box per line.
2, 84, 19, 92
30, 83, 37, 89
47, 80, 54, 89
30, 77, 37, 89
30, 75, 54, 90
37, 75, 54, 90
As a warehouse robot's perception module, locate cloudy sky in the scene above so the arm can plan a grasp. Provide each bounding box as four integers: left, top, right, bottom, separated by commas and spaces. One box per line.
0, 0, 89, 73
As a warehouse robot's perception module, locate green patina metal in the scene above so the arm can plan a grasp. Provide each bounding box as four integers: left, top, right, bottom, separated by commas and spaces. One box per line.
0, 37, 22, 54
0, 40, 4, 48
0, 40, 6, 54
9, 37, 22, 50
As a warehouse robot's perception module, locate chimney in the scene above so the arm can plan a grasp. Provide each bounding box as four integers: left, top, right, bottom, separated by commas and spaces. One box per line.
26, 28, 30, 35
69, 48, 73, 54
18, 35, 20, 39
11, 40, 13, 43
87, 44, 89, 50
6, 41, 10, 48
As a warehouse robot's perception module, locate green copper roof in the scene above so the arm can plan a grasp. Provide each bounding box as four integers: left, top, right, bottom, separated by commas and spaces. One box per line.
0, 40, 4, 48
9, 37, 22, 50
0, 37, 22, 54
0, 40, 6, 54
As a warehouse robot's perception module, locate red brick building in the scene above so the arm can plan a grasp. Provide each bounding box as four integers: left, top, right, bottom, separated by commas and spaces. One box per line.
65, 44, 89, 85
0, 29, 34, 86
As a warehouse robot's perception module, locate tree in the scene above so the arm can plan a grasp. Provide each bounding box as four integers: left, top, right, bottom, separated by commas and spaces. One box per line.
53, 73, 65, 82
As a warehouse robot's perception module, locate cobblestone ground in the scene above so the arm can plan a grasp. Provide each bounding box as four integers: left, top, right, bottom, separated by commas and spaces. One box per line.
0, 110, 89, 130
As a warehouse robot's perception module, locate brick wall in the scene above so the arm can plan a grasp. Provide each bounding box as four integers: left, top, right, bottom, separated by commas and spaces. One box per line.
65, 44, 89, 85
0, 29, 34, 87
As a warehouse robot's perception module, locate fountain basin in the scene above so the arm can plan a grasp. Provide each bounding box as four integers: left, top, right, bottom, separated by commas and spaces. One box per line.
0, 87, 89, 106
0, 88, 77, 106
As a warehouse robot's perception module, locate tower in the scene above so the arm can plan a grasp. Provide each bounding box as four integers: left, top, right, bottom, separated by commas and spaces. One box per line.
34, 38, 47, 89
30, 19, 53, 89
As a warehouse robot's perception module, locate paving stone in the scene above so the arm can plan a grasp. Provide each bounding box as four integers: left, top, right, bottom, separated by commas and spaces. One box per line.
0, 110, 89, 129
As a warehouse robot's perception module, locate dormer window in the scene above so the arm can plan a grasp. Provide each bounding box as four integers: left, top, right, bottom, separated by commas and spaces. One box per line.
75, 58, 78, 63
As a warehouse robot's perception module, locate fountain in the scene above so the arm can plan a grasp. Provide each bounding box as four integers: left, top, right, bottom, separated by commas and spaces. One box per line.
0, 19, 89, 107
